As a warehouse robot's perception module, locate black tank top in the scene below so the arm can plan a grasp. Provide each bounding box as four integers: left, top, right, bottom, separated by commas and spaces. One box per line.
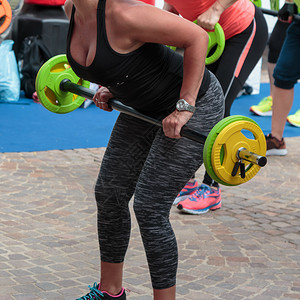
66, 0, 210, 115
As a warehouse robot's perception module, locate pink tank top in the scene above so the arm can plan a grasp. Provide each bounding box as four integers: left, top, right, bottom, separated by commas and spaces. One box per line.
165, 0, 255, 40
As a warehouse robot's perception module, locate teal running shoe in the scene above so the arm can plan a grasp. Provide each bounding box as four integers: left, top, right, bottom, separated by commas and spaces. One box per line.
77, 282, 126, 300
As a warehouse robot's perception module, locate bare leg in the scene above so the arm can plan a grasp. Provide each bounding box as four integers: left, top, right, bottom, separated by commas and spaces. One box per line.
271, 86, 294, 140
100, 261, 124, 295
267, 62, 276, 97
153, 286, 176, 300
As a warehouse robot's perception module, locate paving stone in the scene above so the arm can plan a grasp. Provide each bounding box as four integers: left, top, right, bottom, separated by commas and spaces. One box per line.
0, 132, 299, 299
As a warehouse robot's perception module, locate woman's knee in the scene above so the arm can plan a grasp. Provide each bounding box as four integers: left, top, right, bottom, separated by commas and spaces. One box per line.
95, 175, 131, 210
133, 187, 169, 230
94, 175, 109, 204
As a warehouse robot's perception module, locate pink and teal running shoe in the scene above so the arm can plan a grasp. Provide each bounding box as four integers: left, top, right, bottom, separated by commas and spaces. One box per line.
77, 282, 126, 300
177, 184, 221, 214
173, 180, 199, 205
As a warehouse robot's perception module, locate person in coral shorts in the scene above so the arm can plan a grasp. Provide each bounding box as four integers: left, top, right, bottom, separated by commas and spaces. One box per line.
164, 0, 268, 215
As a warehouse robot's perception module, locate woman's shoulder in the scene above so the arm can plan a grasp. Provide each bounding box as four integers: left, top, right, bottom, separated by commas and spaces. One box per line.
107, 0, 153, 34
109, 0, 147, 20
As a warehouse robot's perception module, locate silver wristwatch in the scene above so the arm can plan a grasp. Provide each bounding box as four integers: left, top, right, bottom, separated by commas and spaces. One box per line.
176, 99, 196, 113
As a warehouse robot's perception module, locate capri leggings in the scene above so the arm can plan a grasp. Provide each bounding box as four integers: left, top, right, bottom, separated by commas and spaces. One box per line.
207, 5, 268, 117
273, 20, 300, 89
94, 73, 224, 289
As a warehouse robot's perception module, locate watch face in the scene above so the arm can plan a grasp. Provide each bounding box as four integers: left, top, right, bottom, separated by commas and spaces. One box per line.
176, 99, 195, 112
176, 100, 185, 110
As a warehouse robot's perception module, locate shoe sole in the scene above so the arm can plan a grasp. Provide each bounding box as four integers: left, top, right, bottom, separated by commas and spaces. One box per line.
177, 200, 222, 215
287, 119, 300, 127
249, 108, 272, 116
266, 149, 288, 156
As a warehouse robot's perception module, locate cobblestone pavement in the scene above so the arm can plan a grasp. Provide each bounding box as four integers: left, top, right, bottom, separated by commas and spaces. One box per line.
0, 136, 299, 300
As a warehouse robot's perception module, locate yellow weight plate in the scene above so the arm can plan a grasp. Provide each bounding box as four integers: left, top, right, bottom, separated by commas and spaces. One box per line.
211, 120, 266, 185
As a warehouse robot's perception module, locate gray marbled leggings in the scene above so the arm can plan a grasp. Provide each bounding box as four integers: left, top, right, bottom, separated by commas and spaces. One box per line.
95, 72, 224, 289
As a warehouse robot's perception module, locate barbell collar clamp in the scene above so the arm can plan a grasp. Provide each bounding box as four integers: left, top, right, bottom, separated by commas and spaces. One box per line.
237, 147, 267, 167
60, 79, 95, 99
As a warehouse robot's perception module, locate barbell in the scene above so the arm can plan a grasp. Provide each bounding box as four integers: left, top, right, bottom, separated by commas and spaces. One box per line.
260, 7, 300, 22
0, 0, 12, 35
35, 54, 267, 186
168, 22, 225, 65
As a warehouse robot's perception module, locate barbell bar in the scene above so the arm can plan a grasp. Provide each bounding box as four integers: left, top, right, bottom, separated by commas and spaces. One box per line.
260, 7, 300, 22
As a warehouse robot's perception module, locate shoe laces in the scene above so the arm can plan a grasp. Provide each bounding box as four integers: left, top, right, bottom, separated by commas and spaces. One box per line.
77, 282, 104, 300
189, 184, 211, 202
259, 96, 272, 106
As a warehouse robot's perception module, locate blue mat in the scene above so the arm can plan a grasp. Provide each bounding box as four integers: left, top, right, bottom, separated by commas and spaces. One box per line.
0, 95, 119, 152
231, 83, 299, 138
0, 83, 299, 153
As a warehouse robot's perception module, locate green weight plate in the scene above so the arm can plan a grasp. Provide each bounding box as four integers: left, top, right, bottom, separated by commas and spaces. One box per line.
166, 45, 177, 51
203, 115, 261, 186
165, 22, 225, 65
251, 0, 262, 7
35, 54, 90, 114
205, 22, 225, 65
269, 0, 279, 10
